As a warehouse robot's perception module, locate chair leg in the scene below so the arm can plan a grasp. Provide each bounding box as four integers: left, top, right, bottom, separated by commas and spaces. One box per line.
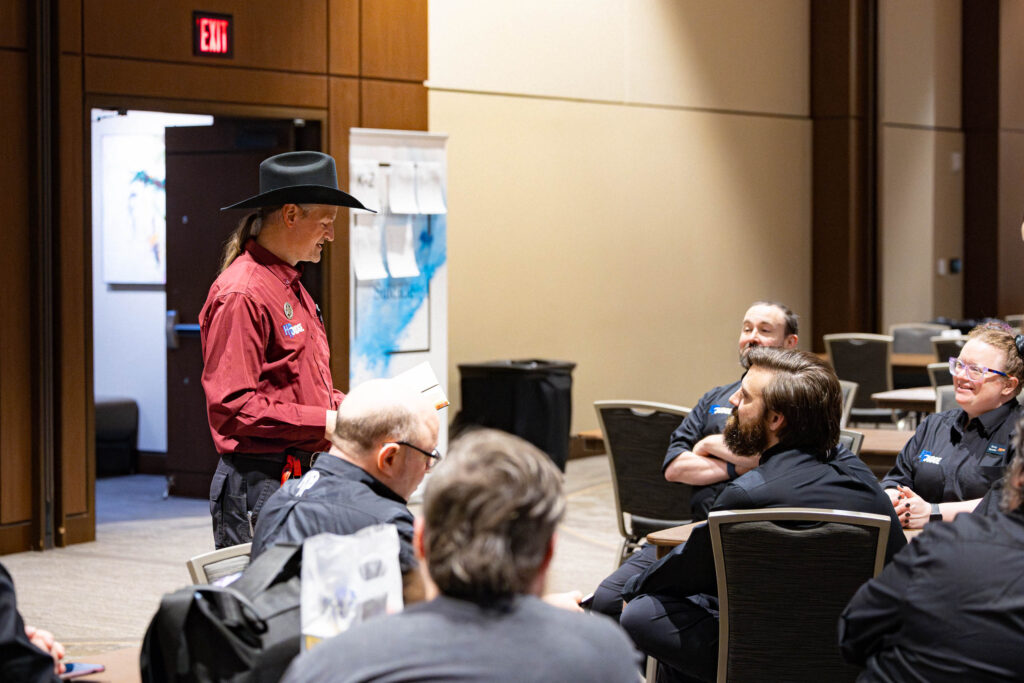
614, 540, 630, 565
644, 656, 659, 683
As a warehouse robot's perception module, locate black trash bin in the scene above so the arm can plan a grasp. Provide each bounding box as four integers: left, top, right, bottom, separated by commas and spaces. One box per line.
453, 360, 576, 471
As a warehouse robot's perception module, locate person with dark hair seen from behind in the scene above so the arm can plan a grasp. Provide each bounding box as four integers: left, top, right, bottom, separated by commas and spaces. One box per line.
613, 348, 904, 683
280, 429, 644, 683
880, 321, 1023, 528
839, 417, 1024, 682
200, 151, 374, 549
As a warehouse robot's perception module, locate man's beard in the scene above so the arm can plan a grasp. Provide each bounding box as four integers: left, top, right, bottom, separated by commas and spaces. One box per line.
723, 409, 770, 456
739, 344, 759, 369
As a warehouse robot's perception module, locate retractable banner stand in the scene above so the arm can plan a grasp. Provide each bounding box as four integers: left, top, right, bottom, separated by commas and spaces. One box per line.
349, 129, 449, 453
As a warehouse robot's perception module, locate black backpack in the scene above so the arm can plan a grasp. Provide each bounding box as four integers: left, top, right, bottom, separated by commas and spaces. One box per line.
140, 543, 303, 683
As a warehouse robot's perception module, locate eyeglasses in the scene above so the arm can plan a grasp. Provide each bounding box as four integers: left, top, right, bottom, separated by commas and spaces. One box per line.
948, 357, 1009, 382
389, 441, 443, 470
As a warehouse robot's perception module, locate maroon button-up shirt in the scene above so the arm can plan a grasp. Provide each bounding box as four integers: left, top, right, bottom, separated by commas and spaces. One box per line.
200, 240, 344, 455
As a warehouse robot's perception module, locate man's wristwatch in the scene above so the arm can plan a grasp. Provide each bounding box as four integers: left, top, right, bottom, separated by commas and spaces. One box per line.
929, 503, 943, 523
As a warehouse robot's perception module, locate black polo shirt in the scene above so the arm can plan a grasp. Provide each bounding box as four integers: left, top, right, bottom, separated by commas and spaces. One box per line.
840, 508, 1024, 682
623, 444, 906, 601
251, 455, 416, 572
662, 379, 742, 517
880, 399, 1021, 503
662, 380, 742, 470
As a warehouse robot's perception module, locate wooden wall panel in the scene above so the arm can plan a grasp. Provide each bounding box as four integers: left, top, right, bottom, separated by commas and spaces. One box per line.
361, 79, 427, 131
84, 56, 328, 108
0, 51, 35, 528
326, 76, 360, 391
964, 1, 1000, 318
58, 54, 91, 543
0, 0, 27, 49
83, 0, 327, 72
811, 0, 876, 344
58, 0, 81, 54
329, 0, 360, 76
361, 0, 427, 81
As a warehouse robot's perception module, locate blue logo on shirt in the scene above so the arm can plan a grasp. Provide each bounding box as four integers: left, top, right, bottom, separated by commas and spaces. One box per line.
919, 450, 942, 465
710, 405, 732, 416
282, 322, 305, 338
986, 443, 1007, 455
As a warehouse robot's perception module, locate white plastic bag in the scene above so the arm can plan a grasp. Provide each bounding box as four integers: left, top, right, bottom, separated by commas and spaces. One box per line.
300, 525, 404, 649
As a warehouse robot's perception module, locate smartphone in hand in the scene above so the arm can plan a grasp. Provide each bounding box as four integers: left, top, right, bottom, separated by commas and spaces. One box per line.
60, 662, 105, 680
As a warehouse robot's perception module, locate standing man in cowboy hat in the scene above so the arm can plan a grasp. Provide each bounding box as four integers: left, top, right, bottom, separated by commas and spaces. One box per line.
200, 150, 373, 548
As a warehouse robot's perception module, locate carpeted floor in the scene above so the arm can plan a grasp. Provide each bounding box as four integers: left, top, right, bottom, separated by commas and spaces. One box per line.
2, 455, 621, 658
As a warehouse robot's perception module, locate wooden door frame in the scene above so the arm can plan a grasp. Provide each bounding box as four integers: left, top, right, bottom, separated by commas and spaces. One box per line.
72, 95, 331, 540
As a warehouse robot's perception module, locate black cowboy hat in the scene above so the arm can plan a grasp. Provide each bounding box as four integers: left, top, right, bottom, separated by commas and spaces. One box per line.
221, 151, 374, 211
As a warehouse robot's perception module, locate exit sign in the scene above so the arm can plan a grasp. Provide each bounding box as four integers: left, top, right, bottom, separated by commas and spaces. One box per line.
193, 11, 233, 58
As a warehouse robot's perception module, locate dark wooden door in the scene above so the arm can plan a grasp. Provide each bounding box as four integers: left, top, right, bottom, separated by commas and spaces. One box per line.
164, 119, 320, 497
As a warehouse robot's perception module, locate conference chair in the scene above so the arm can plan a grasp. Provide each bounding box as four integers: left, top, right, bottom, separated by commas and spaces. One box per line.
186, 542, 253, 585
936, 384, 957, 413
824, 333, 895, 426
709, 508, 890, 683
838, 428, 864, 457
838, 380, 858, 429
888, 322, 950, 354
931, 334, 966, 364
927, 362, 953, 387
595, 401, 694, 566
888, 323, 949, 388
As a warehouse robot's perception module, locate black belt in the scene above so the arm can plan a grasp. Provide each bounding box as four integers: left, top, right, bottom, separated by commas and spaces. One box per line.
285, 448, 319, 472
228, 450, 319, 476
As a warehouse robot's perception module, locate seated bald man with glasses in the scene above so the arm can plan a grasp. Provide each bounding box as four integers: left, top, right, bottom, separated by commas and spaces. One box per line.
251, 377, 440, 601
881, 322, 1024, 529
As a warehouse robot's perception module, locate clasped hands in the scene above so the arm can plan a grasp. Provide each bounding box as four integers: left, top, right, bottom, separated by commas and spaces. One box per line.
889, 484, 931, 529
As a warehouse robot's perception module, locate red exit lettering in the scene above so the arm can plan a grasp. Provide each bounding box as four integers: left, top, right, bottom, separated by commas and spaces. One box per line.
198, 17, 229, 54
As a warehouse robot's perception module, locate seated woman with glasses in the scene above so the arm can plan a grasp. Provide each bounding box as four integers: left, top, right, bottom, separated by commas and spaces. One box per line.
880, 322, 1024, 528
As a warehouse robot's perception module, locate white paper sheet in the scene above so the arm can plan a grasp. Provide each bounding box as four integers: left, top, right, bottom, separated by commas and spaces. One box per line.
415, 162, 447, 214
393, 361, 449, 410
387, 161, 419, 214
350, 159, 382, 213
384, 214, 420, 278
352, 214, 388, 281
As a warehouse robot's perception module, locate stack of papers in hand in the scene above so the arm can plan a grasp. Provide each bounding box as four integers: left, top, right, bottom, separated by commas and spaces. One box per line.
393, 362, 449, 411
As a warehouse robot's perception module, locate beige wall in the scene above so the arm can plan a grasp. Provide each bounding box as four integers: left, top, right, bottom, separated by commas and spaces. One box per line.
429, 1, 812, 431
878, 0, 963, 331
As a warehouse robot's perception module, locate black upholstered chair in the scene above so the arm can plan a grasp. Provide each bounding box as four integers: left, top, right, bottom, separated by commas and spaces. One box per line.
824, 333, 895, 426
838, 380, 858, 428
838, 428, 864, 456
932, 334, 967, 365
187, 543, 253, 585
709, 508, 890, 683
935, 384, 957, 412
927, 361, 953, 387
594, 400, 694, 566
888, 322, 950, 353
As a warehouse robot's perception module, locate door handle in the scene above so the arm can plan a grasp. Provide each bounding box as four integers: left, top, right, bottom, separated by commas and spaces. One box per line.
166, 310, 201, 349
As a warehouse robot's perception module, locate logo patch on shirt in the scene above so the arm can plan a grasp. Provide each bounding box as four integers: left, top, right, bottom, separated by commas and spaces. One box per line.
282, 322, 305, 338
710, 405, 732, 416
918, 450, 942, 465
986, 443, 1007, 455
294, 470, 319, 497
